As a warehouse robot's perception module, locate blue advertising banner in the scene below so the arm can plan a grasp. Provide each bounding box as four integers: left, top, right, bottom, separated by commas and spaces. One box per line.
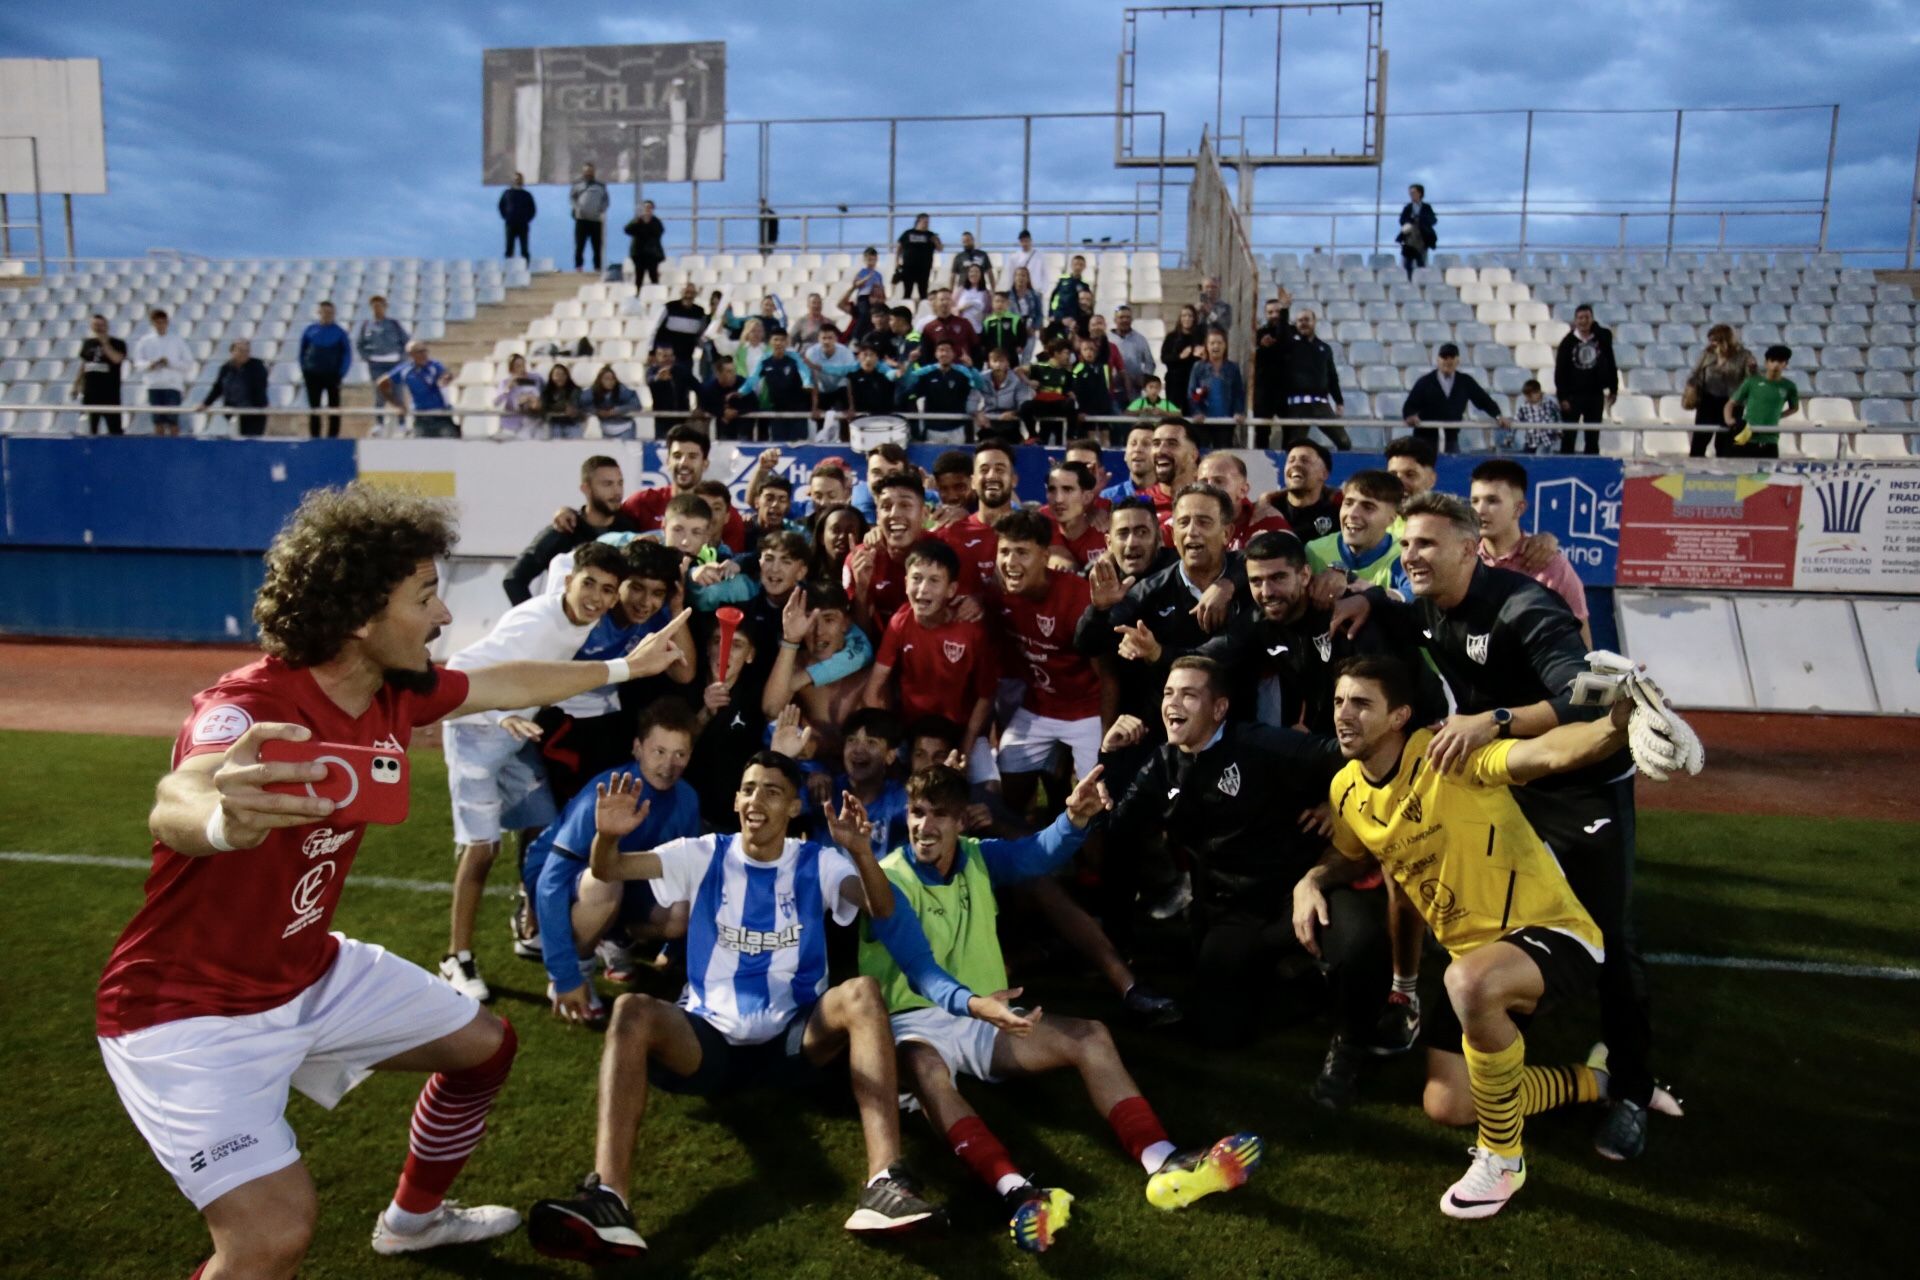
0, 437, 358, 551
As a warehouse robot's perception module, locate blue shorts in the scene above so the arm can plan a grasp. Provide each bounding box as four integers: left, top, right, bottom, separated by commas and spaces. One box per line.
648, 1005, 821, 1098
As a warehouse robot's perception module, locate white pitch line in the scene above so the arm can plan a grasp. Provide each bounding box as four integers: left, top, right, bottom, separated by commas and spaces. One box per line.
4, 851, 1917, 981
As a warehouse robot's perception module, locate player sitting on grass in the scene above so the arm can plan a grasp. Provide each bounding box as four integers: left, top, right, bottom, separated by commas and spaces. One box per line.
1293, 657, 1681, 1220
527, 754, 974, 1263
861, 761, 1264, 1253
524, 698, 704, 1023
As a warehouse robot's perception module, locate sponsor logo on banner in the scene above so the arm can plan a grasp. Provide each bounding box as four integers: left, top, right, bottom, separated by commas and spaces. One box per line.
1793, 462, 1920, 593
1618, 470, 1799, 589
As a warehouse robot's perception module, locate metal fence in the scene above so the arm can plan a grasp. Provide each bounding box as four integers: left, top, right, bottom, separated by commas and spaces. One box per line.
1185, 133, 1259, 363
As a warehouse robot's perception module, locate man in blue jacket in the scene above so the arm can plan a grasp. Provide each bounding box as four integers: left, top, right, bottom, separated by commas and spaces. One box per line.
299, 301, 352, 438
500, 173, 536, 262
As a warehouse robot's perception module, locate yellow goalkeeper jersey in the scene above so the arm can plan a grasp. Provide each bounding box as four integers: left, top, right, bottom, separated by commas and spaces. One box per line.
1328, 728, 1602, 959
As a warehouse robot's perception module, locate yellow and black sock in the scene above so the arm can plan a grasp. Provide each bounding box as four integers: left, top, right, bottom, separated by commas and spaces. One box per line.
1518, 1063, 1600, 1116
1463, 1033, 1527, 1158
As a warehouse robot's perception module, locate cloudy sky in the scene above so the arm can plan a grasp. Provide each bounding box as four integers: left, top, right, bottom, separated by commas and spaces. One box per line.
2, 0, 1915, 264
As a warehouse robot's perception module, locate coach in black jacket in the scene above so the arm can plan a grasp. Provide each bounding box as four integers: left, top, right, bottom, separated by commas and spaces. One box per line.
1102, 656, 1389, 1070
501, 456, 640, 604
1352, 491, 1658, 1159
1401, 343, 1508, 454
1552, 304, 1619, 456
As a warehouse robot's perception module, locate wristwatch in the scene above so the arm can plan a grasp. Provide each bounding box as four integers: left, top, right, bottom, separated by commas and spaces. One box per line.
1491, 707, 1514, 738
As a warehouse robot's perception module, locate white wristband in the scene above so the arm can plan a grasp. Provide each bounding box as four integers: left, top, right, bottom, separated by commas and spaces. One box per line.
205, 806, 235, 852
605, 658, 632, 684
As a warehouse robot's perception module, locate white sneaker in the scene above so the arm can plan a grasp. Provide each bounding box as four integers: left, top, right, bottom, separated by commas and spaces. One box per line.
1440, 1146, 1525, 1220
439, 951, 492, 1002
371, 1201, 521, 1255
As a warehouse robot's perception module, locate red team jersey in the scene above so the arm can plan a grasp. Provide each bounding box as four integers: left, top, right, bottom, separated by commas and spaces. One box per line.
875, 605, 997, 726
996, 572, 1101, 720
930, 514, 999, 595
846, 545, 910, 626
1048, 517, 1107, 570
621, 485, 748, 553
95, 658, 470, 1036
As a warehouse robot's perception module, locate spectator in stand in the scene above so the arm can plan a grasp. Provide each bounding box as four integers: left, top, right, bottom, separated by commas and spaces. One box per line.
1127, 375, 1178, 416
1022, 337, 1079, 442
1397, 182, 1437, 280
953, 262, 991, 330
1273, 292, 1353, 450
355, 294, 409, 436
950, 231, 994, 291
1109, 305, 1155, 401
1198, 276, 1232, 333
644, 344, 699, 418
1186, 329, 1247, 446
899, 339, 985, 443
623, 199, 666, 289
652, 281, 710, 374
499, 172, 536, 261
1402, 343, 1508, 453
1252, 297, 1289, 445
377, 340, 457, 438
1049, 255, 1092, 322
1684, 324, 1757, 458
739, 329, 812, 442
1725, 343, 1798, 460
540, 364, 586, 439
75, 313, 127, 435
1070, 334, 1118, 425
697, 355, 753, 438
732, 317, 770, 383
132, 308, 190, 437
1007, 228, 1040, 284
1470, 459, 1591, 648
895, 212, 941, 301
199, 338, 269, 438
970, 345, 1034, 443
1552, 303, 1618, 455
570, 163, 610, 272
980, 291, 1028, 363
1009, 265, 1045, 346
299, 301, 352, 438
802, 325, 860, 421
917, 289, 979, 368
493, 353, 545, 438
851, 245, 885, 297
1161, 304, 1207, 413
1502, 379, 1563, 454
502, 455, 639, 605
846, 344, 902, 418
587, 365, 642, 440
790, 292, 837, 346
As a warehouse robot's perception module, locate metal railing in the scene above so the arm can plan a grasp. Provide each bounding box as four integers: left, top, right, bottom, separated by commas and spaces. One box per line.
10, 400, 1913, 459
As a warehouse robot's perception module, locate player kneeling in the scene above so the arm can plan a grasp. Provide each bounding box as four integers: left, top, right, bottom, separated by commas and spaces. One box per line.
863, 763, 1261, 1253
528, 754, 968, 1263
1295, 658, 1680, 1220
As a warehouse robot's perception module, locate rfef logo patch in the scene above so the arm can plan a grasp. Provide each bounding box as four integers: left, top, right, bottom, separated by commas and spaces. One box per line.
190, 704, 254, 746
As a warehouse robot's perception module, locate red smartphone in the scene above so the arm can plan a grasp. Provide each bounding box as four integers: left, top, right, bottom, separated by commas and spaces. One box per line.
260, 740, 412, 826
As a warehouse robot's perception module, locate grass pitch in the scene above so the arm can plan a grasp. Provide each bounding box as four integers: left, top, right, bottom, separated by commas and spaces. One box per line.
0, 729, 1914, 1279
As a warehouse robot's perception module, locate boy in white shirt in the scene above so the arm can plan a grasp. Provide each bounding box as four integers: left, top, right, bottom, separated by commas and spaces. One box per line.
132, 308, 193, 437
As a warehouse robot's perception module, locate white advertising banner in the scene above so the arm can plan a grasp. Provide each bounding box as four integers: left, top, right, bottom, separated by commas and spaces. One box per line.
1790, 462, 1920, 593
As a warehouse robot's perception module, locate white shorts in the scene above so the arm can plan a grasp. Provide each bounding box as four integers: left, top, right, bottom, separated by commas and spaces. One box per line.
444, 720, 557, 845
98, 935, 479, 1210
891, 1006, 1002, 1085
997, 707, 1102, 778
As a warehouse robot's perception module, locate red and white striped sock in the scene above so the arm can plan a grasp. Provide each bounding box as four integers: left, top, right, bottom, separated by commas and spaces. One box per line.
386, 1018, 518, 1228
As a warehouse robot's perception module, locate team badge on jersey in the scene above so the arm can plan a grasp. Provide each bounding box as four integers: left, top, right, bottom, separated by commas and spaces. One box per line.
1036, 615, 1055, 637
1217, 763, 1242, 797
1466, 632, 1491, 664
1313, 632, 1333, 662
1401, 792, 1424, 822
943, 639, 967, 663
190, 704, 254, 746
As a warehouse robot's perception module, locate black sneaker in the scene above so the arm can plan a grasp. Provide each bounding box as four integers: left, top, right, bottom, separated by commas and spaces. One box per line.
1370, 990, 1420, 1056
1309, 1035, 1362, 1110
528, 1173, 647, 1262
1595, 1097, 1649, 1161
1146, 872, 1193, 921
844, 1162, 943, 1233
1123, 982, 1184, 1028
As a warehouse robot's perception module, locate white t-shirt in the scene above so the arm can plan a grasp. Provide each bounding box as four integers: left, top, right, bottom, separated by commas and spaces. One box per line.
132, 330, 193, 393
1007, 247, 1040, 282
445, 592, 593, 725
650, 834, 860, 1044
